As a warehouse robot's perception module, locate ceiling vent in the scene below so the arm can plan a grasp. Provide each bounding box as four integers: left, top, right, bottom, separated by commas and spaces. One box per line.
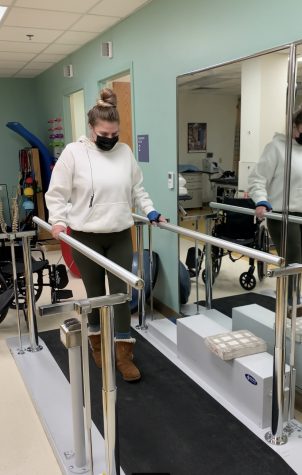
101, 41, 113, 59
63, 64, 73, 78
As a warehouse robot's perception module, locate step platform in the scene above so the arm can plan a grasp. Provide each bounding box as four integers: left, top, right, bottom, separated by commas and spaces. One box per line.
232, 304, 302, 390
177, 314, 290, 429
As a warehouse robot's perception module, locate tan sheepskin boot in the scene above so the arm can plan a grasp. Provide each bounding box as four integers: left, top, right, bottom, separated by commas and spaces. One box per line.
88, 333, 102, 368
115, 338, 141, 381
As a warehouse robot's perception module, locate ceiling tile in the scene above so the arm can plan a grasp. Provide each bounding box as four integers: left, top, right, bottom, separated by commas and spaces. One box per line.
0, 51, 36, 61
0, 72, 18, 77
0, 40, 48, 53
0, 0, 14, 5
90, 0, 149, 17
0, 26, 63, 42
24, 60, 55, 69
0, 59, 26, 68
70, 14, 119, 33
4, 7, 81, 30
14, 69, 43, 77
33, 52, 65, 62
42, 43, 79, 54
14, 0, 99, 14
56, 30, 99, 45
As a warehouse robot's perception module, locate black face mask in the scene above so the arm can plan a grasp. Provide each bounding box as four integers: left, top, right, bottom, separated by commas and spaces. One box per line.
95, 134, 119, 151
295, 133, 302, 145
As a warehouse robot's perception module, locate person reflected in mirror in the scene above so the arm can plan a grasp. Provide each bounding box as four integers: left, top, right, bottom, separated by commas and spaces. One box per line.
45, 88, 166, 380
248, 105, 302, 316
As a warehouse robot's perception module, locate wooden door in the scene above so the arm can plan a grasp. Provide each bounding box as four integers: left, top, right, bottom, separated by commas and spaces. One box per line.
112, 81, 137, 250
112, 81, 133, 150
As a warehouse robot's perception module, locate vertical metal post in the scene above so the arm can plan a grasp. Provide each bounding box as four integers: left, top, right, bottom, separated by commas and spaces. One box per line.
68, 346, 87, 469
136, 222, 147, 330
9, 235, 24, 354
288, 274, 298, 421
280, 43, 297, 261
265, 42, 297, 447
205, 216, 213, 310
22, 235, 42, 352
194, 217, 199, 314
265, 275, 288, 445
148, 225, 154, 321
80, 309, 94, 474
100, 306, 120, 475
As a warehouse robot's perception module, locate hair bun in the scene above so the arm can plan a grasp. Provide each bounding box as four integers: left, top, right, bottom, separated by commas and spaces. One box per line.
97, 88, 117, 108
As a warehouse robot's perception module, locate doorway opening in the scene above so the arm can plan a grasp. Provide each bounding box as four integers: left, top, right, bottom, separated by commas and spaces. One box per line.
99, 71, 133, 150
69, 89, 86, 141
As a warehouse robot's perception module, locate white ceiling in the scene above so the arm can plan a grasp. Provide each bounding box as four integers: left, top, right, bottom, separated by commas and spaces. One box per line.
0, 0, 151, 78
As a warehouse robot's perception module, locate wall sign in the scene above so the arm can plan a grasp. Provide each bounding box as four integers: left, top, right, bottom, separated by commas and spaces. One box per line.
137, 134, 149, 162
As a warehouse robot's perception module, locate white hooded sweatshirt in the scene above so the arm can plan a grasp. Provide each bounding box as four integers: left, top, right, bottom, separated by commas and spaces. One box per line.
248, 133, 302, 212
45, 136, 155, 233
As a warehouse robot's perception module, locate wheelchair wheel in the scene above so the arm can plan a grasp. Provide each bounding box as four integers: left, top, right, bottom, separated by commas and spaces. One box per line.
239, 272, 256, 291
202, 268, 215, 285
0, 272, 9, 324
10, 269, 44, 310
257, 226, 269, 281
201, 248, 222, 285
212, 247, 223, 277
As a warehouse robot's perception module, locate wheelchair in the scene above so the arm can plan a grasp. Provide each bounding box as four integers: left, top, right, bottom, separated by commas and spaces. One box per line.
185, 198, 270, 291
0, 239, 73, 324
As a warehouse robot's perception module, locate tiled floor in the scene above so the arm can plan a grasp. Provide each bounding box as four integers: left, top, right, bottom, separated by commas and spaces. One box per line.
0, 231, 299, 474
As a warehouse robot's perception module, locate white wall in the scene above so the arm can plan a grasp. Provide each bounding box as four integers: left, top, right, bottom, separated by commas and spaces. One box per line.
178, 91, 238, 171
240, 54, 288, 164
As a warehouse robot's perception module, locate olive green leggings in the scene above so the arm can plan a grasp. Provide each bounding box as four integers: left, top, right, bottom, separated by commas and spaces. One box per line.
267, 212, 302, 303
71, 228, 133, 333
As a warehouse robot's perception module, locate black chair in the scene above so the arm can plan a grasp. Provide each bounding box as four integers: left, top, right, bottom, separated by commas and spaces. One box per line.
209, 197, 270, 290
0, 287, 14, 324
0, 241, 73, 324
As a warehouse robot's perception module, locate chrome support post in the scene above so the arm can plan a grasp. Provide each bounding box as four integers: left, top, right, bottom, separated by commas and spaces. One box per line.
100, 306, 120, 475
288, 274, 298, 421
135, 222, 147, 330
280, 43, 297, 264
9, 235, 24, 354
265, 274, 288, 445
148, 225, 154, 320
194, 217, 199, 314
68, 345, 87, 471
21, 235, 42, 352
205, 216, 213, 310
78, 305, 94, 474
60, 318, 89, 473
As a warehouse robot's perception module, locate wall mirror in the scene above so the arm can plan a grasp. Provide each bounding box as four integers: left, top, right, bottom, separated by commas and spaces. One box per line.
176, 46, 292, 317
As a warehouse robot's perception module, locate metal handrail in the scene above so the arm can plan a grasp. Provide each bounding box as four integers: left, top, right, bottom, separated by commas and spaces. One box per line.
210, 201, 302, 225
33, 217, 144, 290
132, 213, 283, 266
34, 216, 146, 475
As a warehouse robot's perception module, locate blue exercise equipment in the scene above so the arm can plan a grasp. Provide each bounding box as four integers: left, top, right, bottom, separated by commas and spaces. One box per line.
6, 121, 55, 190
130, 250, 159, 313
179, 261, 191, 304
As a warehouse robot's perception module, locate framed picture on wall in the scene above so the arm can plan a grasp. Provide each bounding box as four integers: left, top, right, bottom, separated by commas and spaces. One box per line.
188, 122, 207, 152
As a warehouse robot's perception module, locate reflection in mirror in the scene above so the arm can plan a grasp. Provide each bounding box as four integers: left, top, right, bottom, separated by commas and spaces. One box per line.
177, 48, 290, 318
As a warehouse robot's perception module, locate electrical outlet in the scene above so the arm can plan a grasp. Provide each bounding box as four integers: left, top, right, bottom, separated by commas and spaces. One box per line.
168, 172, 174, 189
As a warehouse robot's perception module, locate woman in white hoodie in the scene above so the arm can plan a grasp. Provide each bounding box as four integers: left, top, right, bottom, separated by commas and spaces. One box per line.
248, 107, 302, 311
45, 88, 166, 381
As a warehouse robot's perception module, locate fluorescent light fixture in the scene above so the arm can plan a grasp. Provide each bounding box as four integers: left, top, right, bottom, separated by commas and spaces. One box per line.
0, 6, 8, 22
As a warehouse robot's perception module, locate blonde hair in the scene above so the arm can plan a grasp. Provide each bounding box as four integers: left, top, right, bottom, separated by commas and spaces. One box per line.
87, 88, 120, 126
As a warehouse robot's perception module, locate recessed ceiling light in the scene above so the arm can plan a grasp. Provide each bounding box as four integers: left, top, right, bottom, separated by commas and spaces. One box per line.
0, 6, 8, 23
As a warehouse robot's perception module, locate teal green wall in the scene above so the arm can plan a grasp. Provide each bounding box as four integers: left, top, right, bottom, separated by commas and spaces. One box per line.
0, 79, 40, 222
3, 0, 302, 310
